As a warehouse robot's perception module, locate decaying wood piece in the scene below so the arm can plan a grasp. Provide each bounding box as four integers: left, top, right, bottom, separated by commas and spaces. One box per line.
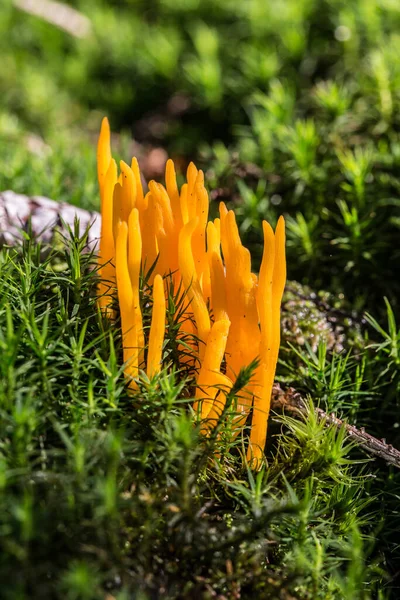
271, 383, 400, 469
13, 0, 92, 39
0, 190, 100, 251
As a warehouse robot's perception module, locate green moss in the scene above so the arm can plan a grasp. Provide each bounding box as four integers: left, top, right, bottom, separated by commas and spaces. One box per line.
0, 231, 393, 600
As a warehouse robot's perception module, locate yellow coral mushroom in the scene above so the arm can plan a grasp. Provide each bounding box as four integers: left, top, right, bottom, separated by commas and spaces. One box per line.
194, 318, 231, 419
147, 274, 166, 378
178, 218, 211, 350
248, 218, 286, 465
97, 118, 286, 466
115, 220, 138, 384
97, 159, 117, 313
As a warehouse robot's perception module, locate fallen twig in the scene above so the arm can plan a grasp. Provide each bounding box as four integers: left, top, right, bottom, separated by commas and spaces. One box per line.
271, 383, 400, 469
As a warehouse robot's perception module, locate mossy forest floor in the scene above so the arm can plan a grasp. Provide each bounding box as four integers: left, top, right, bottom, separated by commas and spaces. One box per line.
1, 1, 400, 598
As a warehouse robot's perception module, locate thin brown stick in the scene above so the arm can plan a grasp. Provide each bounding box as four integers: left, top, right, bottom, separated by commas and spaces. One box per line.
271, 383, 400, 469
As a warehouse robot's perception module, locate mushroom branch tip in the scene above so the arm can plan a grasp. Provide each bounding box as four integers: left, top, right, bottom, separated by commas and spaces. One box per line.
97, 118, 286, 466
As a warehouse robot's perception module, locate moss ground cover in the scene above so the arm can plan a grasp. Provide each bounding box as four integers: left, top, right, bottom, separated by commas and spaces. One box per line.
0, 230, 395, 599
1, 0, 400, 598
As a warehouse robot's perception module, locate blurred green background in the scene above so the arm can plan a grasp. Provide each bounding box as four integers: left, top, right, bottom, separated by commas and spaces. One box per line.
1, 0, 400, 311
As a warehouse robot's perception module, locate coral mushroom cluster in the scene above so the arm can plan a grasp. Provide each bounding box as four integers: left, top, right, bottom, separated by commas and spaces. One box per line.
97, 117, 286, 463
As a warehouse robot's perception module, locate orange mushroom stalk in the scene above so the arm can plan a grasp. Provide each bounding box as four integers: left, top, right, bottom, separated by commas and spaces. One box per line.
147, 274, 166, 379
97, 117, 286, 466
